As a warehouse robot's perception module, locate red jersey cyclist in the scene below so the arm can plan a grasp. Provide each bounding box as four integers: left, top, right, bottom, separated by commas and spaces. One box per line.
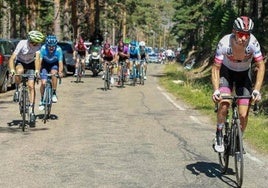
212, 16, 265, 153
73, 37, 88, 76
101, 42, 116, 84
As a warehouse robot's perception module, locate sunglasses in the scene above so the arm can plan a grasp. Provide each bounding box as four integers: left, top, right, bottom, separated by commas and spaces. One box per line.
30, 42, 38, 46
236, 31, 250, 39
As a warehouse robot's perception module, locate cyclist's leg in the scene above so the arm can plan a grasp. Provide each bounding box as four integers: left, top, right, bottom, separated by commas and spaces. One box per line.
39, 68, 48, 110
235, 70, 252, 133
81, 56, 86, 75
214, 65, 232, 152
51, 64, 59, 103
13, 62, 24, 102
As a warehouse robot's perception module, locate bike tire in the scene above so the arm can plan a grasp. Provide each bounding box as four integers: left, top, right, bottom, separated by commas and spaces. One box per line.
234, 123, 244, 187
120, 64, 124, 87
76, 61, 82, 83
140, 66, 144, 85
104, 69, 109, 91
43, 86, 52, 123
218, 135, 230, 173
107, 69, 111, 90
21, 89, 28, 131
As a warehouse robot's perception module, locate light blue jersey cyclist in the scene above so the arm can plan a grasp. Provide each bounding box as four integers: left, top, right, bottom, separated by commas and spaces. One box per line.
39, 35, 63, 110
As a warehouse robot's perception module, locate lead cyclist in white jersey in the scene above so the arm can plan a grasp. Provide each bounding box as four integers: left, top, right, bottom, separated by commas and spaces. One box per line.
211, 16, 265, 152
9, 30, 45, 126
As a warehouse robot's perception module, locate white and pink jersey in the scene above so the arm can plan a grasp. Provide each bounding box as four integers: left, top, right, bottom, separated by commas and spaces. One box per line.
214, 34, 263, 71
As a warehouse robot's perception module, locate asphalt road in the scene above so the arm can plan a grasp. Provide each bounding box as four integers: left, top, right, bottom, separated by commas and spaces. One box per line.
0, 63, 267, 188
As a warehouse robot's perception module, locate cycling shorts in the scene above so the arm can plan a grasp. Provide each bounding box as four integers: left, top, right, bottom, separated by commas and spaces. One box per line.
219, 64, 252, 105
15, 60, 35, 80
41, 64, 58, 80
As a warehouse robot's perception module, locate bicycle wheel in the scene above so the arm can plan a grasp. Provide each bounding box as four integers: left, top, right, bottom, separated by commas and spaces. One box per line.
76, 61, 82, 82
140, 65, 144, 85
120, 65, 124, 87
234, 123, 244, 187
104, 68, 109, 90
132, 65, 136, 86
218, 134, 230, 173
21, 89, 28, 131
43, 86, 52, 123
107, 68, 111, 90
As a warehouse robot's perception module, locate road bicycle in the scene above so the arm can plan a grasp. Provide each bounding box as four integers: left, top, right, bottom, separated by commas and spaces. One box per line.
15, 74, 35, 131
118, 60, 128, 87
41, 73, 61, 123
215, 95, 256, 187
75, 56, 84, 83
103, 61, 114, 91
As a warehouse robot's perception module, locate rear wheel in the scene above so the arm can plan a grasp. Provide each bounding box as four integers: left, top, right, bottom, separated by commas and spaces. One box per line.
234, 123, 244, 187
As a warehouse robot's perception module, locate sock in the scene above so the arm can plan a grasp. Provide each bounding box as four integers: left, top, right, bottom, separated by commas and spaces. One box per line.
217, 123, 224, 131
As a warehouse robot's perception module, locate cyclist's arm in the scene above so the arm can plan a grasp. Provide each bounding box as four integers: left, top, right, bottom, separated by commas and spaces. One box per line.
9, 53, 17, 71
211, 63, 221, 91
254, 60, 265, 91
35, 51, 41, 73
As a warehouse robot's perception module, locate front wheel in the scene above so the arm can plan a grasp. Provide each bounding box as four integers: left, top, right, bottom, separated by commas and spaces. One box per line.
218, 134, 230, 174
234, 123, 244, 187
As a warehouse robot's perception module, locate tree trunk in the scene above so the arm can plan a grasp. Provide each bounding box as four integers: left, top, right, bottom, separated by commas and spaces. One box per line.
54, 0, 61, 40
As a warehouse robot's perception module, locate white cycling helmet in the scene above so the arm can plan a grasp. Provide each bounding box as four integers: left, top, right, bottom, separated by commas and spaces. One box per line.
233, 16, 254, 33
139, 41, 146, 47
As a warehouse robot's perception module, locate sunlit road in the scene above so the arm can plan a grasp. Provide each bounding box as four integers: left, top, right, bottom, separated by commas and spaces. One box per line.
0, 63, 267, 188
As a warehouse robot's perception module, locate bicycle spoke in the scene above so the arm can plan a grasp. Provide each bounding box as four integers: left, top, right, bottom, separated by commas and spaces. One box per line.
234, 123, 244, 187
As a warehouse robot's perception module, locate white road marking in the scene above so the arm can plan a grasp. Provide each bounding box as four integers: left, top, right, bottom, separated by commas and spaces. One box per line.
157, 86, 185, 111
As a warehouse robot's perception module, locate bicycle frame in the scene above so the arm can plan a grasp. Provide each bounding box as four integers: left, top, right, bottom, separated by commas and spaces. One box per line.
41, 73, 61, 123
217, 95, 252, 187
16, 74, 33, 131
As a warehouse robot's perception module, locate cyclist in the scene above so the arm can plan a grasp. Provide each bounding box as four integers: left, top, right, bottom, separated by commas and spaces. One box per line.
101, 42, 116, 84
9, 30, 45, 125
129, 40, 141, 79
116, 40, 129, 85
212, 16, 265, 153
139, 41, 148, 80
73, 36, 88, 76
39, 35, 64, 110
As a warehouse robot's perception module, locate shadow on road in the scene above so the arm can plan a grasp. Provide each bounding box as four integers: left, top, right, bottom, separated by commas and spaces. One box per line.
186, 161, 239, 188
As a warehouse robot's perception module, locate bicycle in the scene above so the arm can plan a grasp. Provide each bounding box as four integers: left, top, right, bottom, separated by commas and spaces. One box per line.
15, 73, 35, 131
40, 73, 61, 123
118, 60, 128, 88
103, 61, 114, 91
215, 95, 256, 187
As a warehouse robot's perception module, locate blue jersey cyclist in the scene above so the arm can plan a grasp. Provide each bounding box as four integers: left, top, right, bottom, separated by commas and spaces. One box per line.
129, 40, 141, 78
39, 35, 63, 110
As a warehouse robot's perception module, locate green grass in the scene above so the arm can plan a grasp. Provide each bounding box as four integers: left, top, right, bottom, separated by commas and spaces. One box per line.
159, 63, 268, 154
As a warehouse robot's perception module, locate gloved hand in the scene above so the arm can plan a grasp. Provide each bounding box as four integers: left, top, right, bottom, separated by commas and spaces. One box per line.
212, 89, 221, 102
10, 69, 15, 76
35, 70, 40, 77
252, 89, 261, 102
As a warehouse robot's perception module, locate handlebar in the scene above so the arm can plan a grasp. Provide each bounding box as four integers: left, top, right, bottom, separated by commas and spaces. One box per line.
214, 95, 258, 113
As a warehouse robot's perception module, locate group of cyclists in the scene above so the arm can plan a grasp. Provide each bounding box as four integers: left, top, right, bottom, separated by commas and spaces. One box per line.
73, 38, 149, 86
9, 31, 64, 127
9, 30, 151, 127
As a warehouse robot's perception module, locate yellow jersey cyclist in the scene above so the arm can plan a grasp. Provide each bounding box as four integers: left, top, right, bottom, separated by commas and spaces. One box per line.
38, 35, 64, 110
9, 30, 45, 126
212, 16, 265, 153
